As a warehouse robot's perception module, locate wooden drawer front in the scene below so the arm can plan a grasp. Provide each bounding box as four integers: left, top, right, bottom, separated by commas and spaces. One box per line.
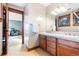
47, 40, 56, 49
47, 46, 56, 56
58, 39, 79, 49
40, 38, 46, 50
47, 37, 56, 43
57, 44, 79, 56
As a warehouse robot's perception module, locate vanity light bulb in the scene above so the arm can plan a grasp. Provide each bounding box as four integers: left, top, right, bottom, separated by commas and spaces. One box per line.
51, 11, 57, 15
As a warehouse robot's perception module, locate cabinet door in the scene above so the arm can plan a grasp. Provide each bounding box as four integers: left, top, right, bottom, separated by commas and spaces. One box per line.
57, 44, 79, 56
57, 44, 65, 56
40, 38, 46, 50
0, 3, 2, 19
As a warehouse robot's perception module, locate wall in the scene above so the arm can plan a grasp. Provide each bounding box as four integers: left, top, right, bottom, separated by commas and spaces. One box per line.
46, 6, 56, 32
9, 20, 22, 32
25, 3, 46, 32
9, 11, 22, 21
24, 3, 46, 48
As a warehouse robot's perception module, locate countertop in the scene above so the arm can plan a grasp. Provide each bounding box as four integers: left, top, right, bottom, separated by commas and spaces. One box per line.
39, 32, 79, 42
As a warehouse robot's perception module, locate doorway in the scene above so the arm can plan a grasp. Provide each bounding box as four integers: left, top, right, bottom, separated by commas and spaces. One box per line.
1, 4, 24, 55
8, 7, 24, 48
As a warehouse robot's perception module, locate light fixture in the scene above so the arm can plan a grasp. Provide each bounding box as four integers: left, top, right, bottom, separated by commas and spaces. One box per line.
51, 11, 58, 15
51, 6, 67, 15
60, 6, 67, 12
54, 8, 61, 13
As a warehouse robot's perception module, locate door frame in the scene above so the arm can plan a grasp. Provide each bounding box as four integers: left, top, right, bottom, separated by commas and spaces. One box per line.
8, 7, 24, 44
5, 3, 9, 54
5, 4, 24, 54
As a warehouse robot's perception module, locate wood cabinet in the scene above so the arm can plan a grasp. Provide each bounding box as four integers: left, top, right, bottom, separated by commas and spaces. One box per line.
39, 34, 47, 50
0, 3, 2, 19
57, 39, 79, 56
39, 34, 79, 56
47, 36, 56, 56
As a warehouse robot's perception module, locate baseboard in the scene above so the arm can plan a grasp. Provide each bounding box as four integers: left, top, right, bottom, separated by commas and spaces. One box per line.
1, 52, 7, 56
27, 46, 39, 51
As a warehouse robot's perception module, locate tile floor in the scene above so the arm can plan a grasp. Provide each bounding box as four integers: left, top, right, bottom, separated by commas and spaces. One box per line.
8, 35, 22, 47
6, 45, 50, 56
6, 35, 50, 56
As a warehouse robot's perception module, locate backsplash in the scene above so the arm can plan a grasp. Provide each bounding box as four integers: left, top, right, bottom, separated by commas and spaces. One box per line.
53, 31, 79, 36
58, 26, 79, 32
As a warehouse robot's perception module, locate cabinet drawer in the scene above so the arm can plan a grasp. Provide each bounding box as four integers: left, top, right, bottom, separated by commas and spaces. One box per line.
47, 36, 56, 43
47, 46, 56, 56
47, 40, 56, 49
58, 39, 79, 49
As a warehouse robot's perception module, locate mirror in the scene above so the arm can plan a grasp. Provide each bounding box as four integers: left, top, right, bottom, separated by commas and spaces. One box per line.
58, 14, 70, 27
73, 11, 79, 26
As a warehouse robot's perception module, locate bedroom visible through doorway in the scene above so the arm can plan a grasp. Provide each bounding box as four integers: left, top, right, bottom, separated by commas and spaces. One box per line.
8, 8, 23, 48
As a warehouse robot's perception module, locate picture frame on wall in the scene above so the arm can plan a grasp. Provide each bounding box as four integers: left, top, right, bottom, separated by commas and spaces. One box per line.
73, 10, 79, 26
58, 14, 70, 27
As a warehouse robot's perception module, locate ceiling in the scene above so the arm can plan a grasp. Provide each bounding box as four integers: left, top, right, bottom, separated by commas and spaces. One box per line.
9, 3, 26, 8
9, 3, 79, 16
9, 3, 79, 8
40, 3, 51, 7
9, 3, 51, 8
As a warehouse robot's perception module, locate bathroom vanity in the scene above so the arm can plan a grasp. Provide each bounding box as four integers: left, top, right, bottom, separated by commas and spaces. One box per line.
39, 32, 79, 56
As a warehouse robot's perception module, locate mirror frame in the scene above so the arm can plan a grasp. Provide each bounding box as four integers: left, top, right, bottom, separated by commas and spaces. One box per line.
58, 14, 70, 27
